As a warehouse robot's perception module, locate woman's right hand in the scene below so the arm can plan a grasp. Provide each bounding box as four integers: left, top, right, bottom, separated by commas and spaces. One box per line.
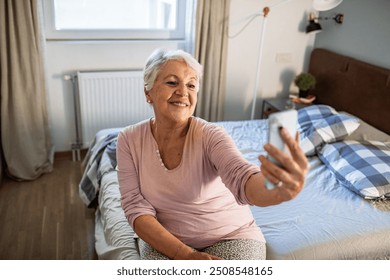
175, 245, 222, 260
185, 251, 222, 260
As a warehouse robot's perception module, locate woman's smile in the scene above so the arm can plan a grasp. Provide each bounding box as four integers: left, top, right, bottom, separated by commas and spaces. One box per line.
169, 101, 189, 107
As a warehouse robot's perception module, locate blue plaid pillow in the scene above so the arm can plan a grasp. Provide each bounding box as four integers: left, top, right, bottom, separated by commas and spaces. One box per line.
298, 105, 360, 156
318, 140, 390, 200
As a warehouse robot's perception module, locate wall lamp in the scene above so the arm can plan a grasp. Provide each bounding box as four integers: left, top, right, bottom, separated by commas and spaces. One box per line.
306, 0, 344, 34
312, 0, 343, 11
306, 12, 344, 34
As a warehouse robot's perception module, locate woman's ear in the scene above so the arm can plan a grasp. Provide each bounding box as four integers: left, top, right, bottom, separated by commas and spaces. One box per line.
145, 88, 152, 103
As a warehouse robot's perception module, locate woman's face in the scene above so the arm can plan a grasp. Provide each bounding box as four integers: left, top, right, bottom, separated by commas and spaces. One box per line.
146, 60, 199, 126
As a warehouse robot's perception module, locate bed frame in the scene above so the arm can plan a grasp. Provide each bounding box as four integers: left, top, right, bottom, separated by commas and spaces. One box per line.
309, 48, 390, 135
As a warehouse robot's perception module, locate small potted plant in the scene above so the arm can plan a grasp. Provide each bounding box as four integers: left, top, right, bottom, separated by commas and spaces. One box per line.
294, 72, 316, 98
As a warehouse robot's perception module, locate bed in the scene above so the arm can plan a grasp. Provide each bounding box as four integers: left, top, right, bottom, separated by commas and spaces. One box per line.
79, 48, 390, 260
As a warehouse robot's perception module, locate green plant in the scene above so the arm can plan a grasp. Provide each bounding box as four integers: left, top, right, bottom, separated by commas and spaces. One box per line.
294, 72, 316, 91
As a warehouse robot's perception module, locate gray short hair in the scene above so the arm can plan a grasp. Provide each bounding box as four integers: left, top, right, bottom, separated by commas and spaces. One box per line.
143, 49, 203, 91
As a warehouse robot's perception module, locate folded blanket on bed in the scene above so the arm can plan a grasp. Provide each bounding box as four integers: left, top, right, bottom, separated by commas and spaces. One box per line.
79, 132, 120, 208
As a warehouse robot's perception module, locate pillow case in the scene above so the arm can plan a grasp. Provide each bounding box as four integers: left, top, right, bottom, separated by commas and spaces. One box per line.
297, 105, 360, 156
317, 140, 390, 200
343, 117, 390, 142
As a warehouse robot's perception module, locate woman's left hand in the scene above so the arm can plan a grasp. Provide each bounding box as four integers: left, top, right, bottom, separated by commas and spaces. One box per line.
258, 127, 309, 202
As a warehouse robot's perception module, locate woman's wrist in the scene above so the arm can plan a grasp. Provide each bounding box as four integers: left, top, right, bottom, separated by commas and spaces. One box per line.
172, 243, 192, 260
172, 244, 182, 259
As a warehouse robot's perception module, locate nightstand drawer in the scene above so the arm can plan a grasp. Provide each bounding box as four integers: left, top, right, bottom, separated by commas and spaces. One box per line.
262, 106, 279, 118
261, 97, 309, 118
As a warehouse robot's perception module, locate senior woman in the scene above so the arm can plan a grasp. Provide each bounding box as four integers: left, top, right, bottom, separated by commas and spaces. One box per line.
117, 49, 308, 260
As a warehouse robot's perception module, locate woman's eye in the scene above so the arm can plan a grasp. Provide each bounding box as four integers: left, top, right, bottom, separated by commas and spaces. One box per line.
187, 84, 196, 90
166, 81, 177, 86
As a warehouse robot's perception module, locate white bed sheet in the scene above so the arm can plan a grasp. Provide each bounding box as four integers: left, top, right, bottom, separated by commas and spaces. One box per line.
89, 119, 390, 260
89, 128, 140, 259
252, 157, 390, 259
95, 171, 140, 260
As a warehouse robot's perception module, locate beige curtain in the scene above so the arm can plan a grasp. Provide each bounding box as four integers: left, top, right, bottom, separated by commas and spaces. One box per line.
0, 0, 53, 180
194, 0, 230, 122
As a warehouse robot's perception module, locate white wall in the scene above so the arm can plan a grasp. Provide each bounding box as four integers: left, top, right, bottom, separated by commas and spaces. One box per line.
314, 0, 390, 69
224, 0, 315, 120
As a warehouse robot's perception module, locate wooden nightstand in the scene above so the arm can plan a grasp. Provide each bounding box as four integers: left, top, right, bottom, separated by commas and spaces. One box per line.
261, 97, 309, 119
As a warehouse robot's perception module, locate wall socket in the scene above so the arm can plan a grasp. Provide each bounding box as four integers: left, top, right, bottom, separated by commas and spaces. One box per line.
275, 53, 292, 63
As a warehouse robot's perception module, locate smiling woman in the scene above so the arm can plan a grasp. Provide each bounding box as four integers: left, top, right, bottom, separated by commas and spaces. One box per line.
115, 49, 308, 260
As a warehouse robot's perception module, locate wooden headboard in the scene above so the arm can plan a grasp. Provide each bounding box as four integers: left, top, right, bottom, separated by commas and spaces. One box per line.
309, 48, 390, 135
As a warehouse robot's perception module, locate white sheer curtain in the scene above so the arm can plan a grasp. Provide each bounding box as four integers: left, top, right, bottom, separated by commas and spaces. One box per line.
0, 0, 53, 180
194, 0, 230, 122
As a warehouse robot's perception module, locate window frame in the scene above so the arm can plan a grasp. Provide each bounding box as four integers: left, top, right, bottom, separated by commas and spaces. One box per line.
42, 0, 187, 40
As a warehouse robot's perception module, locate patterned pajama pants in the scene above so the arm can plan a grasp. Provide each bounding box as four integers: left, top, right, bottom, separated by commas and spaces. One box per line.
138, 239, 266, 260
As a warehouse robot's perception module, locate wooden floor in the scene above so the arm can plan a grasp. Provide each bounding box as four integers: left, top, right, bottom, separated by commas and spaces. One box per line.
0, 157, 97, 260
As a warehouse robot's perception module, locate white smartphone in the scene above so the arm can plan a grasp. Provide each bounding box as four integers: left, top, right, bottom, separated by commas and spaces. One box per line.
265, 109, 298, 190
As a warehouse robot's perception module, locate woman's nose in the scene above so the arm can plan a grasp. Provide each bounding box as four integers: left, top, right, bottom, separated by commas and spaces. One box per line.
175, 84, 188, 97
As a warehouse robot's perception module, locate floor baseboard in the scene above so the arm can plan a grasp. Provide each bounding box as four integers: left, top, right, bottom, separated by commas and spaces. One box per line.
54, 149, 88, 161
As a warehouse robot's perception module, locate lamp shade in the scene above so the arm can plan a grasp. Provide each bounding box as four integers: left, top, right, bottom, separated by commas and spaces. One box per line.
313, 0, 343, 11
306, 20, 322, 34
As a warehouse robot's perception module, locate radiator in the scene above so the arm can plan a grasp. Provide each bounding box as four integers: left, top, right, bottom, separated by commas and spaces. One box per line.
70, 70, 153, 158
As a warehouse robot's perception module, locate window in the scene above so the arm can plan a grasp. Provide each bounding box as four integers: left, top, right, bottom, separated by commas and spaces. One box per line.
43, 0, 187, 40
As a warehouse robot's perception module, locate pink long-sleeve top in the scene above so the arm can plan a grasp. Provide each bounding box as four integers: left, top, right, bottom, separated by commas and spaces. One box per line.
117, 117, 265, 249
